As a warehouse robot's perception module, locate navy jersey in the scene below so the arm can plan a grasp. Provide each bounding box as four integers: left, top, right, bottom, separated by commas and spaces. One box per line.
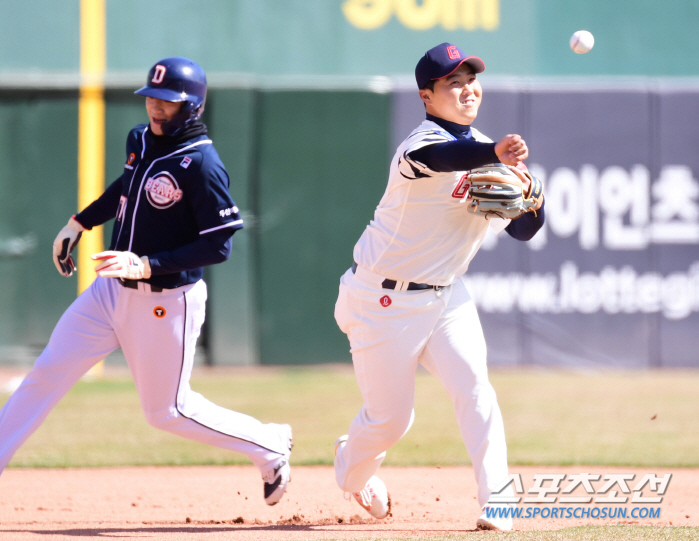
76, 124, 243, 289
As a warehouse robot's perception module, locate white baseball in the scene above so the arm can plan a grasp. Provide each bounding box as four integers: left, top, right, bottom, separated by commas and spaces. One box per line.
570, 30, 594, 54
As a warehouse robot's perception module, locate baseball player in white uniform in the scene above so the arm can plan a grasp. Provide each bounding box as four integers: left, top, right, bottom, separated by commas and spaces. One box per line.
333, 43, 545, 530
0, 57, 292, 506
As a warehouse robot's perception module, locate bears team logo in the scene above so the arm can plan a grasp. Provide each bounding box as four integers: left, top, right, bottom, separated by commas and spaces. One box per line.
380, 295, 392, 307
144, 171, 183, 209
153, 306, 166, 318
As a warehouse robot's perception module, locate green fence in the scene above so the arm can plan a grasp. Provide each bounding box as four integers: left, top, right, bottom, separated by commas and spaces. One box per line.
0, 91, 79, 363
255, 90, 390, 364
205, 89, 258, 366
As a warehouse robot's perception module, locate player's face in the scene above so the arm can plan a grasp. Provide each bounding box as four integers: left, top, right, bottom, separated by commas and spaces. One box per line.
145, 97, 182, 135
419, 63, 482, 125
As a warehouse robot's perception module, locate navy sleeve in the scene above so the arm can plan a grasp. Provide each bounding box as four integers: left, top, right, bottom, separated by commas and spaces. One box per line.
505, 200, 546, 241
408, 139, 499, 173
190, 152, 242, 236
74, 177, 124, 230
148, 228, 234, 275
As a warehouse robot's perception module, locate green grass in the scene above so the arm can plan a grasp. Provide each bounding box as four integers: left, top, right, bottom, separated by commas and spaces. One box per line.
2, 366, 698, 468
339, 526, 699, 540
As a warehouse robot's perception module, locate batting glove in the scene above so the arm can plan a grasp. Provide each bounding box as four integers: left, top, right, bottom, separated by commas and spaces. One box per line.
92, 251, 152, 280
53, 216, 85, 277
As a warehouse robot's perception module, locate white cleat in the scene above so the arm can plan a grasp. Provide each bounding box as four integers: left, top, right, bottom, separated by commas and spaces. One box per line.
351, 475, 391, 519
262, 424, 293, 506
476, 504, 514, 531
335, 435, 391, 519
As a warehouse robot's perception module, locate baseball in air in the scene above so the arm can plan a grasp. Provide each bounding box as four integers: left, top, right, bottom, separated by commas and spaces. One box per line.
570, 30, 594, 54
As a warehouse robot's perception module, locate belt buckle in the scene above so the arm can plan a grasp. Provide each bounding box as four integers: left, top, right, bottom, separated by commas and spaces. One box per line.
434, 285, 443, 292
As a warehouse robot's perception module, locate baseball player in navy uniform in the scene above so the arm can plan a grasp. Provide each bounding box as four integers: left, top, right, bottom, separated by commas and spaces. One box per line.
0, 57, 292, 506
333, 44, 544, 530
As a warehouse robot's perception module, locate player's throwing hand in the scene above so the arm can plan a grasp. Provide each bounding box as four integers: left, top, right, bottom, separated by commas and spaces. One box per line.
494, 134, 528, 165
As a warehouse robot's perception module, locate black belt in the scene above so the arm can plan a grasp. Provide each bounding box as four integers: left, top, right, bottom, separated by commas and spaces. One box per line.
119, 279, 162, 293
351, 262, 441, 291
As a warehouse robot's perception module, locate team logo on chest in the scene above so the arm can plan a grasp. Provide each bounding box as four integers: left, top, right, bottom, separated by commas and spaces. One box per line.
144, 171, 183, 209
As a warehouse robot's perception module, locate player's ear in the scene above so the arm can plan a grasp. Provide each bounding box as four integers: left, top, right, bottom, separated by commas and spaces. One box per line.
418, 89, 432, 106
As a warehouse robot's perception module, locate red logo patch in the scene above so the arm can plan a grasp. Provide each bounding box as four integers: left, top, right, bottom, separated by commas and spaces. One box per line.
447, 46, 461, 60
451, 174, 471, 199
127, 153, 136, 165
380, 295, 392, 307
153, 306, 166, 318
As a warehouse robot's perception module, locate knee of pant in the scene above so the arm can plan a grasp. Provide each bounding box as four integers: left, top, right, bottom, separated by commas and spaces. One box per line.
474, 381, 497, 403
143, 407, 179, 431
20, 366, 71, 393
363, 409, 413, 444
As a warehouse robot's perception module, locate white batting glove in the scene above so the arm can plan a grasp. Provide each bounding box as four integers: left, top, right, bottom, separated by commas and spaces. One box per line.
53, 216, 85, 277
92, 251, 152, 280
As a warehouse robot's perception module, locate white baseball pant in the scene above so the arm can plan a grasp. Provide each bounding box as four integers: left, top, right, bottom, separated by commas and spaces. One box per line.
333, 265, 512, 507
0, 276, 288, 473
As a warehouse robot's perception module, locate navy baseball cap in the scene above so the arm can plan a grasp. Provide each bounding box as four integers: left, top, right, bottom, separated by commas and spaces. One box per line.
415, 43, 485, 89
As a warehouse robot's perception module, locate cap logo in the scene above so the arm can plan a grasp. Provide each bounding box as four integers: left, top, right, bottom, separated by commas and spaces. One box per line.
447, 46, 461, 60
152, 65, 167, 84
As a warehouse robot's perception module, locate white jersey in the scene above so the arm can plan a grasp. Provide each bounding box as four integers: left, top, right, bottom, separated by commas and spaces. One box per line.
353, 120, 508, 287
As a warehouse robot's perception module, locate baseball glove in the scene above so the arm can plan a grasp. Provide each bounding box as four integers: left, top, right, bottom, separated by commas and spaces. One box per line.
466, 164, 544, 220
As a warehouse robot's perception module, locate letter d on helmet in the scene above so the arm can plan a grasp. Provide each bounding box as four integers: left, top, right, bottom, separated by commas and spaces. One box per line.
135, 57, 207, 137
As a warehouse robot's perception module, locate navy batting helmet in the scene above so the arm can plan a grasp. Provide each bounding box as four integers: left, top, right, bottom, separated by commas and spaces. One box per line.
135, 57, 207, 137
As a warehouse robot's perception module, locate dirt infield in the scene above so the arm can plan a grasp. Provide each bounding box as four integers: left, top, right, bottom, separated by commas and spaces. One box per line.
0, 465, 695, 540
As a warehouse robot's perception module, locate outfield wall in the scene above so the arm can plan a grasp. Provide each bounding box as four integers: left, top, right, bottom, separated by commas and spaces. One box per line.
1, 80, 698, 368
